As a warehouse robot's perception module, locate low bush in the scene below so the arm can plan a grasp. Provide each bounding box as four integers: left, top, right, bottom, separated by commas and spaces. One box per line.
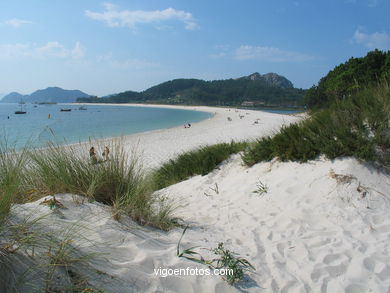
152, 141, 247, 190
243, 84, 390, 168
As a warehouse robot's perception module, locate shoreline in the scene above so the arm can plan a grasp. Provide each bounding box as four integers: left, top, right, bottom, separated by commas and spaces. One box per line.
5, 103, 301, 169
73, 103, 302, 169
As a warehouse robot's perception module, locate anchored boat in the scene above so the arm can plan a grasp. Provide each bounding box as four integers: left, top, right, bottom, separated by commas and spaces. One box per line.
15, 102, 27, 114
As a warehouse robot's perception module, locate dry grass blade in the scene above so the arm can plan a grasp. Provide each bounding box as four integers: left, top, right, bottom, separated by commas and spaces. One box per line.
329, 169, 357, 185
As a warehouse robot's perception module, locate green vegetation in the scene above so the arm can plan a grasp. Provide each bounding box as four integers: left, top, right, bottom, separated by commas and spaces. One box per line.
243, 50, 389, 168
211, 242, 255, 285
0, 140, 175, 231
0, 139, 175, 291
305, 49, 390, 109
152, 141, 247, 190
253, 180, 269, 195
176, 226, 255, 285
243, 83, 390, 168
27, 142, 152, 222
77, 73, 305, 107
0, 142, 28, 226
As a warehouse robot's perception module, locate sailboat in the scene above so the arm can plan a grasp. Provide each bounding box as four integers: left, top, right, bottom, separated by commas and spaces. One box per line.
15, 101, 27, 114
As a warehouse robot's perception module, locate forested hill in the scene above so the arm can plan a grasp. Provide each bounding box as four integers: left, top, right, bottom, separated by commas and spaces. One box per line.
304, 49, 390, 109
78, 73, 305, 107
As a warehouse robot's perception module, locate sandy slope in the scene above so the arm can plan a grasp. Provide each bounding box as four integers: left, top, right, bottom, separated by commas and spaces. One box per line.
160, 155, 390, 292
5, 155, 390, 292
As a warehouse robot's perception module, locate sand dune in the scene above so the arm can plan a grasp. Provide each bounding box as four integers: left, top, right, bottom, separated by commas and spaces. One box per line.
160, 155, 390, 292
4, 106, 390, 292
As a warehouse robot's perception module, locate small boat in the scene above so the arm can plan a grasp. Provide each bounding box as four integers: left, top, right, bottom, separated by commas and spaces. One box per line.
15, 102, 27, 114
60, 108, 72, 112
78, 106, 87, 110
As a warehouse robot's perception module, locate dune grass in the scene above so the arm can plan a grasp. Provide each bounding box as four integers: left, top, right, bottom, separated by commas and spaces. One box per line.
152, 141, 247, 190
0, 142, 29, 227
0, 138, 176, 230
0, 212, 106, 292
242, 84, 390, 168
25, 140, 176, 229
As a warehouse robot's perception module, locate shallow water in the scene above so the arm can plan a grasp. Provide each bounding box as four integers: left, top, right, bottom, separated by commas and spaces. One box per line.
0, 104, 212, 149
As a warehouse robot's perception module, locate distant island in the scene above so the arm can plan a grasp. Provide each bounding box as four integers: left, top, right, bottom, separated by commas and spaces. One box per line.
77, 72, 306, 108
0, 87, 91, 104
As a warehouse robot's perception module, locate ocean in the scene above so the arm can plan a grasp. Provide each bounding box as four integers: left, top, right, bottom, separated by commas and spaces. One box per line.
0, 104, 212, 149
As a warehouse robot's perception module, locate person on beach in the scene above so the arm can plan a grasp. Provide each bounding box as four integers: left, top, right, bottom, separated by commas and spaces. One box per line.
89, 146, 98, 164
102, 146, 110, 161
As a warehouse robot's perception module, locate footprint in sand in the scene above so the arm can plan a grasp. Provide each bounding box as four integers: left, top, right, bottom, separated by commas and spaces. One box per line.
323, 253, 349, 266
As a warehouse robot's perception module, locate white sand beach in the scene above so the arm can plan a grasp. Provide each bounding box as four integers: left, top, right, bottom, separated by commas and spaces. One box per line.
108, 104, 302, 169
4, 105, 390, 292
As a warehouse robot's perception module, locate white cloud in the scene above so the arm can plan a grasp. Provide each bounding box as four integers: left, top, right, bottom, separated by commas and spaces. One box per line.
85, 3, 199, 30
36, 41, 69, 58
4, 18, 33, 28
235, 45, 313, 62
352, 28, 390, 50
0, 41, 86, 59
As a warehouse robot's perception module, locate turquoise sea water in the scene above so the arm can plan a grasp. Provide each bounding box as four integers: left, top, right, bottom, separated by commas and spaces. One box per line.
0, 104, 212, 149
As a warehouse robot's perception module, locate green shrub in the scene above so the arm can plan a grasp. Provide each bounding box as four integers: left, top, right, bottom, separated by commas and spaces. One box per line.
243, 84, 390, 168
152, 141, 247, 190
241, 137, 274, 166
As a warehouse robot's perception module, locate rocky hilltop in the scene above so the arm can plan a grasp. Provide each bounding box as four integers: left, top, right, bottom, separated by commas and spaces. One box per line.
243, 72, 294, 89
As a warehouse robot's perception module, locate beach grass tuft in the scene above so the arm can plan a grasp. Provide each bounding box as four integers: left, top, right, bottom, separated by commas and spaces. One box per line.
0, 138, 175, 230
0, 141, 29, 226
176, 226, 255, 285
253, 180, 269, 195
0, 212, 103, 292
152, 141, 247, 190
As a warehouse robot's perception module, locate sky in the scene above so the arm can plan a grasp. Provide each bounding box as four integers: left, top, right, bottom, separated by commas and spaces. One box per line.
0, 0, 389, 97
